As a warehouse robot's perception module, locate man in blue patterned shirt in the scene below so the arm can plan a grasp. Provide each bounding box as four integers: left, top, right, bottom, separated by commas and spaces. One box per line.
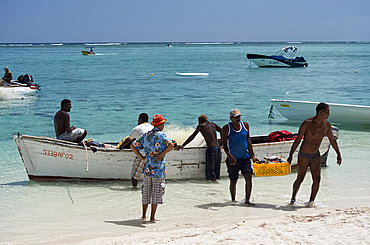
131, 114, 175, 222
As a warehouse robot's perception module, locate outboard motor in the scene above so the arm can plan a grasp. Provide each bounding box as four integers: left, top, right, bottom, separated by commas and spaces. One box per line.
17, 74, 41, 90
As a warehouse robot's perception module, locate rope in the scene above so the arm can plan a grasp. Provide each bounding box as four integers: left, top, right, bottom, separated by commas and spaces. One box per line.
82, 141, 89, 172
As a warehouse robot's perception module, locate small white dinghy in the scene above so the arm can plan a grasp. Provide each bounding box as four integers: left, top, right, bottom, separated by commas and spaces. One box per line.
176, 72, 209, 76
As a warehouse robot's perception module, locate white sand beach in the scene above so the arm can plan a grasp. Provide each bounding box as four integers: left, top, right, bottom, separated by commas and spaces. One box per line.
79, 206, 369, 245
2, 132, 370, 245
2, 171, 369, 245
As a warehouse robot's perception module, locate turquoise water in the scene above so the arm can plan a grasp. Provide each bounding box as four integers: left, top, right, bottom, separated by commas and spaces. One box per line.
1, 42, 369, 243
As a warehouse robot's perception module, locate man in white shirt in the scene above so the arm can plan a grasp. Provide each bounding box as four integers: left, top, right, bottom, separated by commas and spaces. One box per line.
119, 113, 153, 187
129, 113, 154, 140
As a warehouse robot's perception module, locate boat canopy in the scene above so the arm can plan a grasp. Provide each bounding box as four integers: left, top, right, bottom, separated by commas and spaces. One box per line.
282, 46, 298, 52
277, 46, 298, 58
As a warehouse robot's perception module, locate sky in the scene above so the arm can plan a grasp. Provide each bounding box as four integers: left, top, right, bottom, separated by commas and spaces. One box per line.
2, 0, 370, 43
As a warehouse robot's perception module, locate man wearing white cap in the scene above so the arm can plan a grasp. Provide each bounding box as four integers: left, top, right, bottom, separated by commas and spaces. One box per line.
222, 109, 258, 205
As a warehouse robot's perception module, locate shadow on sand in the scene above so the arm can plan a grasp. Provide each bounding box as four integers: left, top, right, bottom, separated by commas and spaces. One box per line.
104, 219, 147, 228
195, 202, 308, 212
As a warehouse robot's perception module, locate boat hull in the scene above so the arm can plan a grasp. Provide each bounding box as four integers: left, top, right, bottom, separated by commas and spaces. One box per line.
247, 54, 308, 68
271, 99, 370, 125
13, 134, 332, 181
81, 51, 95, 55
0, 86, 37, 100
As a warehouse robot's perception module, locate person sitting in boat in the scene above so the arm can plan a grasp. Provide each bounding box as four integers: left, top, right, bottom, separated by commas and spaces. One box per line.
54, 99, 87, 143
89, 47, 94, 54
1, 67, 12, 86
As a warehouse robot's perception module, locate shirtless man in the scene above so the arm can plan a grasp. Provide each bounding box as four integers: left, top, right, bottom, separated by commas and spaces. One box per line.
54, 99, 87, 143
177, 114, 222, 181
288, 103, 341, 205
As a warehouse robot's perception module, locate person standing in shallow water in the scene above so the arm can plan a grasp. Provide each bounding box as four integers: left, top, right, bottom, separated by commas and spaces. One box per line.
222, 109, 258, 205
288, 102, 341, 206
131, 114, 175, 222
177, 114, 222, 181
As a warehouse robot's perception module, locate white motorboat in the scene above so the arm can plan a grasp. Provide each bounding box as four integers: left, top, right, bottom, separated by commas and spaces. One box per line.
0, 76, 41, 100
247, 46, 308, 68
13, 131, 335, 181
0, 84, 38, 100
271, 99, 370, 125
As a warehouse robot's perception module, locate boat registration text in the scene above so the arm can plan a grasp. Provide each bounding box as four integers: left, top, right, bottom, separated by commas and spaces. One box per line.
43, 149, 74, 160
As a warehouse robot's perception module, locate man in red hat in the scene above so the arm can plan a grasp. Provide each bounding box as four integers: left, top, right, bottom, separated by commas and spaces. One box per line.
131, 114, 175, 222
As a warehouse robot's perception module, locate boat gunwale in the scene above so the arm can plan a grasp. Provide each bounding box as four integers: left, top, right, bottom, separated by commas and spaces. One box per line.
271, 99, 370, 109
15, 134, 298, 152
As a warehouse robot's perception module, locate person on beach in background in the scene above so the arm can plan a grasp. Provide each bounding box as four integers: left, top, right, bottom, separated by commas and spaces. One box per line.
177, 114, 222, 182
54, 99, 87, 143
118, 113, 154, 188
1, 67, 12, 86
288, 102, 341, 206
131, 114, 175, 222
221, 109, 258, 205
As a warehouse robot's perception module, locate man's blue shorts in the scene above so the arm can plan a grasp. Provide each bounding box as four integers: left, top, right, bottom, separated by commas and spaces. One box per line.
226, 158, 253, 180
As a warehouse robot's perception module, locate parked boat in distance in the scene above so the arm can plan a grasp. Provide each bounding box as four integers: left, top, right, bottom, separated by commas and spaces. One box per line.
247, 46, 308, 68
13, 130, 335, 181
176, 72, 209, 76
271, 99, 370, 125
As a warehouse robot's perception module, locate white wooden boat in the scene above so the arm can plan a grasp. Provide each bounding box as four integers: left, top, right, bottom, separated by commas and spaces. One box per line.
271, 99, 370, 125
13, 131, 336, 181
0, 85, 37, 100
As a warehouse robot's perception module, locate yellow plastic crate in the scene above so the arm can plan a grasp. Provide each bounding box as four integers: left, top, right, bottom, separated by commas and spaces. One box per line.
253, 162, 291, 177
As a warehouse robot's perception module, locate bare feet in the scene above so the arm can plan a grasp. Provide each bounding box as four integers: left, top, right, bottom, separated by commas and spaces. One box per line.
289, 199, 295, 205
150, 219, 159, 223
306, 201, 316, 207
245, 201, 255, 206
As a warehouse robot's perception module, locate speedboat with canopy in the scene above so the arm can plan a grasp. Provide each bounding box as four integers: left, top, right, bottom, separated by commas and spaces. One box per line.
247, 46, 308, 68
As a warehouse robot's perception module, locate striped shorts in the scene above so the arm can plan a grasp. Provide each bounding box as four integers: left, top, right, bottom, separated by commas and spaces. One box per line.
131, 157, 144, 180
142, 174, 165, 205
